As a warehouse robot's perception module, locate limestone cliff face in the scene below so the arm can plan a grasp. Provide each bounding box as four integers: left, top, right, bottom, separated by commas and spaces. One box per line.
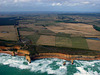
17, 50, 30, 55
0, 46, 10, 50
17, 49, 31, 63
13, 45, 21, 50
26, 55, 31, 63
0, 46, 21, 50
39, 53, 70, 58
0, 49, 2, 51
12, 51, 15, 56
34, 53, 97, 60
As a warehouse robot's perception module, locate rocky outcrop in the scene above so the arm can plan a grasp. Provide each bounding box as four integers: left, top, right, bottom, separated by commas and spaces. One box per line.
0, 51, 17, 55
13, 45, 21, 50
0, 45, 21, 50
0, 46, 10, 50
17, 50, 30, 55
12, 51, 16, 56
26, 55, 31, 63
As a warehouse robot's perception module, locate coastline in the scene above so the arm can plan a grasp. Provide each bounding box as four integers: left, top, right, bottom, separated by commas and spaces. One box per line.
32, 53, 100, 61
0, 51, 24, 56
0, 51, 100, 61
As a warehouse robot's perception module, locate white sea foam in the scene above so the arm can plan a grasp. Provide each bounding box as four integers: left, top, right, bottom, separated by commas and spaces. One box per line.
74, 60, 100, 75
0, 53, 68, 75
74, 67, 100, 75
0, 53, 100, 75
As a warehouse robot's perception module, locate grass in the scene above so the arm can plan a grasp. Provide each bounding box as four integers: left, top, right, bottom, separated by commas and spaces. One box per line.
71, 37, 89, 49
56, 33, 72, 47
39, 29, 54, 34
18, 27, 33, 31
23, 33, 40, 45
55, 33, 89, 49
0, 39, 17, 46
0, 26, 18, 41
56, 32, 71, 37
34, 22, 55, 26
36, 45, 100, 56
56, 37, 72, 47
55, 20, 82, 23
37, 35, 55, 46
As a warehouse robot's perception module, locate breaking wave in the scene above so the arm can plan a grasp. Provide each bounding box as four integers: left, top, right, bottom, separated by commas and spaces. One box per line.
0, 53, 100, 75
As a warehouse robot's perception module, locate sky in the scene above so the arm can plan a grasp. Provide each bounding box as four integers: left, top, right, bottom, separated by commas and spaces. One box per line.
0, 0, 100, 12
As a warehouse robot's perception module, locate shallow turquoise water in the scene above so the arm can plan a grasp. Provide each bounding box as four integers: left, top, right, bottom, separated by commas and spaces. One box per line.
0, 53, 100, 75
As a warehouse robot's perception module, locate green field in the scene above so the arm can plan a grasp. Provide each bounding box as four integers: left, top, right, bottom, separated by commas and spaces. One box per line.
56, 37, 72, 47
23, 33, 40, 45
38, 29, 55, 35
18, 27, 33, 31
37, 45, 99, 56
71, 37, 89, 49
55, 33, 89, 49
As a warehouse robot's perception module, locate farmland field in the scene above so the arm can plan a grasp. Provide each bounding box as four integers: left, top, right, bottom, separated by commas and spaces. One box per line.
0, 13, 100, 51
86, 39, 100, 51
18, 15, 100, 51
55, 34, 88, 49
23, 33, 40, 45
0, 26, 17, 41
71, 37, 89, 49
46, 23, 100, 38
56, 37, 72, 47
37, 35, 55, 46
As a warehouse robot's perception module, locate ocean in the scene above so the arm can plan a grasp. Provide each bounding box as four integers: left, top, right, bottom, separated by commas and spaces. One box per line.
0, 53, 100, 75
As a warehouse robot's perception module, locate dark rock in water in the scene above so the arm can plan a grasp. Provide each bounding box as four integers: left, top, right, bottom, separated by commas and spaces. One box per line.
71, 60, 74, 65
23, 62, 28, 65
63, 62, 66, 66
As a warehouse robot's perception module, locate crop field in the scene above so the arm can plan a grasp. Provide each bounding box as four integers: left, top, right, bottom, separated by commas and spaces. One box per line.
55, 35, 88, 49
2, 13, 98, 51
18, 27, 34, 31
47, 23, 100, 38
23, 33, 40, 45
37, 35, 55, 46
0, 13, 100, 56
18, 22, 100, 51
71, 37, 89, 49
0, 26, 17, 41
86, 39, 100, 51
20, 31, 35, 36
56, 37, 72, 47
19, 24, 56, 45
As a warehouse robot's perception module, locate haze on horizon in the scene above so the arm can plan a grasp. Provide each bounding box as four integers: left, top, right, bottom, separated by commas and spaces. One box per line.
0, 0, 100, 12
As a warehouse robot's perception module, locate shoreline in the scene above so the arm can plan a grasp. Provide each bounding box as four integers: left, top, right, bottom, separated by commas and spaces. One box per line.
0, 51, 24, 56
0, 51, 100, 61
32, 53, 100, 61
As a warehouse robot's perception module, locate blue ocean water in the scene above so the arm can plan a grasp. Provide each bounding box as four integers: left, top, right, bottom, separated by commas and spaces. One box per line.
0, 53, 100, 75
